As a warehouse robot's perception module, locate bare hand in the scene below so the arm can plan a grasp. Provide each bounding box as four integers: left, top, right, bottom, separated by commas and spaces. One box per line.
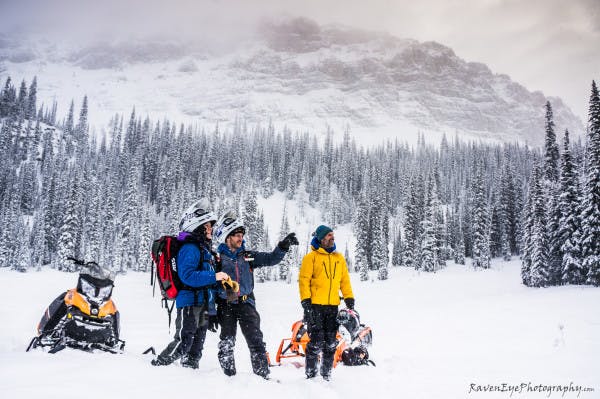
215, 271, 229, 281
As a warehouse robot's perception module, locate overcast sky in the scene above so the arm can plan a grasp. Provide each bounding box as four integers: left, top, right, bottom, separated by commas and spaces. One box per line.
1, 0, 598, 121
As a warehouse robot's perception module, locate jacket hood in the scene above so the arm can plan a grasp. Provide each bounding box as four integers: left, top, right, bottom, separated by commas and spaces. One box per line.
178, 231, 211, 247
217, 242, 246, 258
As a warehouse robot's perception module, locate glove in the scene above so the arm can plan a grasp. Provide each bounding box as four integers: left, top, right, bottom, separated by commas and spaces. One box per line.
221, 277, 240, 293
344, 298, 355, 310
278, 232, 299, 251
301, 299, 312, 322
221, 277, 240, 303
208, 315, 219, 332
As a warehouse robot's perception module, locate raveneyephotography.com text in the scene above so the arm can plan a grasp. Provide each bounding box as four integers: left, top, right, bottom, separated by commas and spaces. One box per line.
468, 382, 595, 397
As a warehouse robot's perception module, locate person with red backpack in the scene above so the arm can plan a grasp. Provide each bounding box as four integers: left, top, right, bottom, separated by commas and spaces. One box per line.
213, 211, 298, 379
151, 199, 229, 369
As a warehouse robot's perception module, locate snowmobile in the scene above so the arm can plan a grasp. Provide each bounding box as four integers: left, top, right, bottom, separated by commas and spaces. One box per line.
271, 308, 374, 367
26, 258, 125, 354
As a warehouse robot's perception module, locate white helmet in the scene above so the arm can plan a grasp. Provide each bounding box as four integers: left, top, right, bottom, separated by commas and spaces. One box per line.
214, 211, 246, 245
179, 198, 217, 233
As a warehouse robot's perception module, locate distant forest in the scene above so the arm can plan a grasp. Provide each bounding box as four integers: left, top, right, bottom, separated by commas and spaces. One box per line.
0, 75, 599, 287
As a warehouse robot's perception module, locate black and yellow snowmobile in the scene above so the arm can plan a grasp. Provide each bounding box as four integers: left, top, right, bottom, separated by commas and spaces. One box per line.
26, 258, 125, 354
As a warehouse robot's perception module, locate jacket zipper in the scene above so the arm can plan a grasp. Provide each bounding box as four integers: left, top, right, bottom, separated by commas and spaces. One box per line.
235, 259, 240, 297
328, 253, 333, 304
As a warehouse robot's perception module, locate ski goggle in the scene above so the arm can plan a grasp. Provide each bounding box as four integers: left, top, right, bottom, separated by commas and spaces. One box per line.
193, 208, 210, 218
221, 217, 236, 226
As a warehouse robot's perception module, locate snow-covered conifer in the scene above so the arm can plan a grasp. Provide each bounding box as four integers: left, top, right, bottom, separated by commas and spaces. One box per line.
581, 81, 600, 286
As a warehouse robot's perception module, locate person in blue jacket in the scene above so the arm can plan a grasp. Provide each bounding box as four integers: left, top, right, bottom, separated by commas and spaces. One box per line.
151, 199, 229, 369
213, 211, 298, 379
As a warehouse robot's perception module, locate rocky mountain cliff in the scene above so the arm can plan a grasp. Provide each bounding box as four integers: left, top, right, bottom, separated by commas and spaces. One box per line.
0, 18, 584, 145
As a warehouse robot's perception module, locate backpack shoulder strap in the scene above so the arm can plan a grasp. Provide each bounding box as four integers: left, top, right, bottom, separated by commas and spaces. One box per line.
179, 240, 212, 306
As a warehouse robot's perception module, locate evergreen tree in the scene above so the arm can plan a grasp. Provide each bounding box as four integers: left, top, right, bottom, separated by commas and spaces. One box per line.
243, 188, 259, 248
30, 207, 46, 269
117, 166, 141, 272
344, 244, 353, 273
581, 81, 600, 286
353, 193, 370, 278
403, 175, 424, 268
454, 225, 466, 265
525, 163, 550, 287
0, 77, 14, 117
471, 166, 490, 269
137, 206, 153, 272
543, 101, 560, 182
371, 188, 389, 274
64, 100, 75, 155
19, 161, 37, 215
545, 182, 563, 284
391, 228, 403, 267
16, 79, 27, 120
278, 204, 294, 282
499, 158, 518, 254
420, 199, 438, 272
559, 130, 584, 284
489, 201, 502, 258
27, 76, 37, 121
75, 95, 89, 156
13, 215, 31, 272
56, 172, 81, 271
359, 262, 368, 282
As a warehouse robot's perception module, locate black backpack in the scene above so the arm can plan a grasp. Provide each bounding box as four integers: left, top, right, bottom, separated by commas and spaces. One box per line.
341, 346, 376, 366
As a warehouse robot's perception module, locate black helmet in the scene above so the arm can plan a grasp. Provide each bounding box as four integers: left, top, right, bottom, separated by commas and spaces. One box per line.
337, 308, 360, 336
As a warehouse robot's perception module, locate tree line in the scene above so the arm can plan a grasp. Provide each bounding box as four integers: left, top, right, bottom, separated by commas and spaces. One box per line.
0, 75, 598, 287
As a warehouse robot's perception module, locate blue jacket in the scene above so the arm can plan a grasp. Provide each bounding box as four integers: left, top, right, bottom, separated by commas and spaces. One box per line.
217, 242, 286, 306
175, 235, 217, 313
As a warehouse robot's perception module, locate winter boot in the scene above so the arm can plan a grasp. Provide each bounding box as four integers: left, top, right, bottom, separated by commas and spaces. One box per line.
151, 354, 177, 366
181, 354, 200, 369
218, 337, 236, 376
320, 342, 336, 380
305, 353, 318, 379
250, 351, 270, 379
320, 363, 332, 381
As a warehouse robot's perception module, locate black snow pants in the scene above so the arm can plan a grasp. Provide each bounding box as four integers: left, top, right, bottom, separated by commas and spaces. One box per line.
305, 304, 339, 378
217, 299, 269, 378
155, 306, 208, 365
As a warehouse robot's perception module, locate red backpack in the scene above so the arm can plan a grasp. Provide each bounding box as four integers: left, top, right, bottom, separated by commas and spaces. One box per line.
150, 236, 185, 326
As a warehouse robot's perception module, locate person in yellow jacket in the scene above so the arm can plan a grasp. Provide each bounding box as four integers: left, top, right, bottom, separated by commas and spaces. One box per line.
299, 224, 354, 380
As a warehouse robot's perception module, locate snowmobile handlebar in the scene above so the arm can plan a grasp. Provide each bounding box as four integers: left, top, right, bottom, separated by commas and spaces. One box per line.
67, 257, 99, 267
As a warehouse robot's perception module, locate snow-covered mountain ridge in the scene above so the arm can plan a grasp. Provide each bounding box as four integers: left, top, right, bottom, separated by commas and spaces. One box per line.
0, 18, 584, 145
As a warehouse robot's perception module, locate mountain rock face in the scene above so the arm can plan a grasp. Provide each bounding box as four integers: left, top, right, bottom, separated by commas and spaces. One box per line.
0, 18, 583, 145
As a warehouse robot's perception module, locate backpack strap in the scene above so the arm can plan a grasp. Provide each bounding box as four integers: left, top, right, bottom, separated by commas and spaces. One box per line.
163, 298, 176, 330
180, 240, 211, 307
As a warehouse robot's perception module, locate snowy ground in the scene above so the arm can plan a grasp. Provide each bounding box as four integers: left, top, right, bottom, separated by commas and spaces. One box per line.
1, 259, 598, 399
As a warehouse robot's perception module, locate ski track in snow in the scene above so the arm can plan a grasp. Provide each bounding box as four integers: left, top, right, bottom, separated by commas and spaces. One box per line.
1, 259, 599, 399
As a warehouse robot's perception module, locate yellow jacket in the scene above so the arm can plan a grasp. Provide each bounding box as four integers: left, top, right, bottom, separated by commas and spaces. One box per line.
299, 245, 354, 305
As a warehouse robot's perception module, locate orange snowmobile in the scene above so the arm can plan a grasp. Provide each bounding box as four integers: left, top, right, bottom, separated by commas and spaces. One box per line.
26, 258, 125, 354
271, 308, 374, 367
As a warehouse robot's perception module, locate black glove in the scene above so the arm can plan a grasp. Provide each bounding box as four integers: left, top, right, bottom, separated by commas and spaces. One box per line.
278, 232, 299, 251
208, 315, 219, 332
344, 298, 355, 310
301, 299, 312, 322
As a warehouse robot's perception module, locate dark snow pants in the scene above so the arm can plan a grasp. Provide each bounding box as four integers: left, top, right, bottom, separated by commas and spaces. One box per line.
155, 306, 208, 364
305, 304, 339, 378
217, 299, 269, 378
